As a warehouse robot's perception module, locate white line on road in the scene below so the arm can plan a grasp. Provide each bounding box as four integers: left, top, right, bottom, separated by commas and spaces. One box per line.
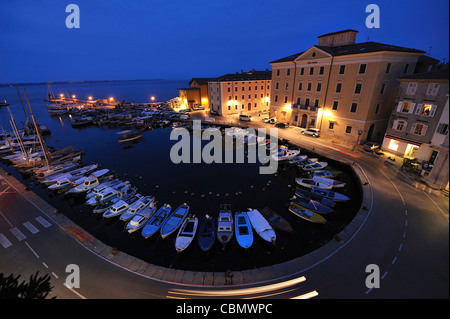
63, 283, 87, 299
398, 243, 403, 251
0, 210, 13, 227
0, 233, 12, 248
23, 221, 39, 234
10, 227, 26, 241
381, 271, 388, 280
51, 272, 59, 279
35, 216, 52, 228
42, 262, 49, 268
392, 257, 398, 264
24, 241, 39, 258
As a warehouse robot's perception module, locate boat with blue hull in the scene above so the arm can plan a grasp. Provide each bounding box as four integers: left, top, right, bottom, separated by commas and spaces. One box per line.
141, 204, 172, 239
160, 203, 189, 239
197, 215, 216, 252
234, 212, 253, 249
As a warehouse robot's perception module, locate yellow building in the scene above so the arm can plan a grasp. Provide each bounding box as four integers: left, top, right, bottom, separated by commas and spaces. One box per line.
178, 78, 214, 110
269, 29, 437, 143
208, 70, 271, 116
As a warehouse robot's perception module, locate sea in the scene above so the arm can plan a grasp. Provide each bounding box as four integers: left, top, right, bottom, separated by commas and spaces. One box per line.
0, 80, 362, 272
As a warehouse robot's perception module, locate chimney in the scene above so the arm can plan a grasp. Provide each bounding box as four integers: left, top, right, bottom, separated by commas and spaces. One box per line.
317, 29, 358, 47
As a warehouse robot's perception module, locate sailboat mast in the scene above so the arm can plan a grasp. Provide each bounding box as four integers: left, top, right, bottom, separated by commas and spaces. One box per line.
23, 89, 51, 168
6, 106, 28, 160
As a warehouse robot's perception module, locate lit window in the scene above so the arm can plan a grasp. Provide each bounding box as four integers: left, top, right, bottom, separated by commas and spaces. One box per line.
388, 139, 399, 151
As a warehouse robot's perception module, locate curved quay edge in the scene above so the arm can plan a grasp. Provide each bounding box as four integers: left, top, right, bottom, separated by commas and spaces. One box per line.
1, 146, 372, 288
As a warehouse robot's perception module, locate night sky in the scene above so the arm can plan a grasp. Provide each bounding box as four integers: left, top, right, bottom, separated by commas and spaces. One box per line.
1, 0, 448, 83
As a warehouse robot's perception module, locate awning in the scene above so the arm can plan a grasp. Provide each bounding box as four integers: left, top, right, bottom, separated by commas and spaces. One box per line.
384, 134, 422, 146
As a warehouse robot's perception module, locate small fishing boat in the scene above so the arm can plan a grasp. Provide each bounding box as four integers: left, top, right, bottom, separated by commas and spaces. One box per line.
85, 179, 126, 199
247, 208, 276, 243
293, 188, 336, 207
288, 155, 308, 164
217, 204, 233, 248
175, 215, 198, 252
302, 161, 328, 171
141, 204, 172, 239
197, 215, 216, 252
271, 148, 300, 161
313, 170, 341, 178
125, 206, 156, 233
291, 196, 333, 214
312, 176, 346, 188
234, 212, 253, 249
311, 187, 350, 202
119, 195, 155, 221
117, 130, 143, 143
101, 199, 131, 217
294, 158, 318, 167
295, 178, 332, 190
288, 204, 326, 224
259, 207, 293, 233
160, 203, 190, 239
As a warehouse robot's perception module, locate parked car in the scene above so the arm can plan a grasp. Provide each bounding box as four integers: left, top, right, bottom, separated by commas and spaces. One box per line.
301, 128, 320, 137
263, 117, 270, 123
269, 118, 277, 124
275, 122, 289, 129
239, 114, 253, 121
363, 142, 381, 152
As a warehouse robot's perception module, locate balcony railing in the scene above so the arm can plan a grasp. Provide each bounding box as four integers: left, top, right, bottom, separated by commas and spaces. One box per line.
292, 104, 320, 112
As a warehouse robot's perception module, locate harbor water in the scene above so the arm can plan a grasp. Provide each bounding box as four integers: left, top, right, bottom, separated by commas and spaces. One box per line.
0, 80, 362, 272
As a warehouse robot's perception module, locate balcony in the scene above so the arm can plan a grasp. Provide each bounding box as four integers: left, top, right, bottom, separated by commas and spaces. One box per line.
292, 104, 320, 112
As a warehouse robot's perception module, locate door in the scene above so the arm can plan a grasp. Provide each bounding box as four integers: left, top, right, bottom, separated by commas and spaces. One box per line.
367, 124, 375, 141
248, 103, 251, 111
300, 114, 308, 128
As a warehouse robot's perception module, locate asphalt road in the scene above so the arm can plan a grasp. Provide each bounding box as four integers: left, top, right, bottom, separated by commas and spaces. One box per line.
0, 117, 448, 300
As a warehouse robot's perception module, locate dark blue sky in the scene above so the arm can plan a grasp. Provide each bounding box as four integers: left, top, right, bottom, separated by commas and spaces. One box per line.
1, 0, 448, 83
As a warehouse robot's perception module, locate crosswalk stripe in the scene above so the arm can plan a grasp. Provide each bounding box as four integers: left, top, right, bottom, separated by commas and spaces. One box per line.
10, 227, 26, 241
0, 233, 12, 248
35, 216, 52, 228
23, 221, 39, 234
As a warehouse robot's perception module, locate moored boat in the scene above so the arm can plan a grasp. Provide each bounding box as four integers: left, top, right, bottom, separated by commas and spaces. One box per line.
234, 212, 253, 249
197, 215, 216, 252
295, 178, 332, 190
160, 203, 190, 239
217, 204, 233, 248
125, 206, 156, 233
311, 187, 350, 202
288, 204, 326, 224
175, 215, 198, 252
119, 195, 155, 221
141, 204, 172, 239
293, 188, 336, 207
259, 207, 293, 233
290, 196, 333, 214
312, 176, 345, 188
313, 170, 341, 178
302, 161, 328, 171
247, 208, 276, 243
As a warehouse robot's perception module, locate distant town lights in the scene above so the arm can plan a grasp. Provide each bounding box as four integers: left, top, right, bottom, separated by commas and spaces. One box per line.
151, 96, 155, 101
88, 96, 93, 100
72, 95, 76, 99
109, 97, 114, 101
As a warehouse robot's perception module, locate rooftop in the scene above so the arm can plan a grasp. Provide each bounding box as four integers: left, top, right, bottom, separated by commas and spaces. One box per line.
211, 70, 271, 82
270, 41, 426, 64
399, 66, 449, 81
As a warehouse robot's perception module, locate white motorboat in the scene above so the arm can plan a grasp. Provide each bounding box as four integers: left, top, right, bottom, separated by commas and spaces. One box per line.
86, 187, 119, 206
119, 195, 155, 221
175, 215, 198, 252
95, 193, 142, 215
47, 177, 73, 190
295, 178, 333, 190
312, 176, 346, 188
247, 208, 276, 243
85, 180, 127, 199
101, 199, 130, 217
271, 148, 300, 161
125, 206, 156, 233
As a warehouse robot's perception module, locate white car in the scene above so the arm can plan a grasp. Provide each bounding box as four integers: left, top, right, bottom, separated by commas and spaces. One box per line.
363, 142, 381, 152
269, 118, 277, 124
301, 128, 320, 137
263, 117, 270, 123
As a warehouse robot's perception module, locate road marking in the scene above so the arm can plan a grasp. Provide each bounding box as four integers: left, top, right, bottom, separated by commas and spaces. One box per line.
24, 241, 39, 258
377, 168, 406, 205
365, 288, 373, 294
42, 262, 49, 268
0, 233, 12, 248
10, 227, 26, 241
23, 221, 39, 234
63, 283, 88, 299
392, 256, 398, 264
381, 271, 388, 280
0, 185, 12, 196
398, 243, 403, 251
51, 272, 59, 279
35, 216, 52, 228
0, 210, 13, 227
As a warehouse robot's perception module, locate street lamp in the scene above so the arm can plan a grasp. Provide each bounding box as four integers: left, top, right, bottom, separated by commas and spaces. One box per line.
151, 96, 155, 101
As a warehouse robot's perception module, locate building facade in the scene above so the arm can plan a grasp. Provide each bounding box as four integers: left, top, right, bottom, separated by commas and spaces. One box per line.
269, 29, 437, 143
177, 78, 215, 111
382, 67, 449, 189
208, 70, 271, 116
